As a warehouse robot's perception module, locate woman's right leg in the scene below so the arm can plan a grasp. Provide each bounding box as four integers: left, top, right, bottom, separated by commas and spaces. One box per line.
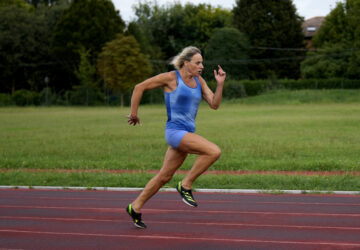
131, 146, 188, 212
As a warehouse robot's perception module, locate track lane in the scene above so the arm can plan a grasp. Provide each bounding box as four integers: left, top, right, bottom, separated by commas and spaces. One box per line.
1, 189, 360, 249
1, 215, 360, 244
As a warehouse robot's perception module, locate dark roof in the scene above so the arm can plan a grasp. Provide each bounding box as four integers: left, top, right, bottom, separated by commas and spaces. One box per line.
302, 16, 325, 38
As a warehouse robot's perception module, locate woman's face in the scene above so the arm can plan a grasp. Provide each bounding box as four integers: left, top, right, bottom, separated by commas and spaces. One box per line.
185, 53, 204, 77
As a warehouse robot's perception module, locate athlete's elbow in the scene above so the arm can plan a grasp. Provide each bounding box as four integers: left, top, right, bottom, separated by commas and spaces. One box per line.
134, 83, 141, 91
211, 103, 220, 110
133, 83, 145, 94
210, 98, 221, 110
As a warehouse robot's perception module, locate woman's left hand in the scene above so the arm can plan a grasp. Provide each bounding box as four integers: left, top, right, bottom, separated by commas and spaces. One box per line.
214, 65, 226, 85
127, 114, 142, 126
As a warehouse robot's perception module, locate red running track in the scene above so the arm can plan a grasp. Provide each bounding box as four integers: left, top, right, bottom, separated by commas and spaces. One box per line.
0, 189, 360, 249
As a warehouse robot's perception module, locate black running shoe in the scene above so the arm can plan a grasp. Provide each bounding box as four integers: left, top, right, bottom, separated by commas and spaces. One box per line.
125, 204, 147, 229
176, 181, 198, 207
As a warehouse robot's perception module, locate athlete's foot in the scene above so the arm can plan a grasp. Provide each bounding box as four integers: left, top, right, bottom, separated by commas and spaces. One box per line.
176, 181, 198, 207
126, 204, 147, 229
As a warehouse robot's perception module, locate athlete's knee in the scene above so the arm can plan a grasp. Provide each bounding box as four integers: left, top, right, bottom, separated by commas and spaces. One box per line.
214, 146, 222, 160
208, 145, 221, 160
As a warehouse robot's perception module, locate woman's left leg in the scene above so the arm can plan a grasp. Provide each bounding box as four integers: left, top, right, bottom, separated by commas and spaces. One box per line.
131, 146, 188, 213
126, 146, 187, 229
177, 133, 221, 190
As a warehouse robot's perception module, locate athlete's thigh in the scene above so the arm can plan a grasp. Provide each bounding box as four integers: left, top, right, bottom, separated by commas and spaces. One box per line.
177, 132, 219, 155
159, 146, 188, 176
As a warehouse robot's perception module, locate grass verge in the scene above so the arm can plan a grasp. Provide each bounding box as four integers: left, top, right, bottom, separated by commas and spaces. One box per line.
1, 171, 359, 192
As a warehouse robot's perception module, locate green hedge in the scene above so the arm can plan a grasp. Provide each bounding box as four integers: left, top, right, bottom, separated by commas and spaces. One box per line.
279, 78, 360, 90
1, 78, 360, 106
208, 78, 360, 99
12, 89, 41, 106
0, 93, 13, 106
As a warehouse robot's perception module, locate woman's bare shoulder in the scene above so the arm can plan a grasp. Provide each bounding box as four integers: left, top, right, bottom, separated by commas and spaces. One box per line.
155, 71, 176, 82
198, 75, 208, 86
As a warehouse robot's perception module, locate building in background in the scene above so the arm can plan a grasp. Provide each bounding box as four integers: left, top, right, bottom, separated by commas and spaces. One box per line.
302, 16, 325, 49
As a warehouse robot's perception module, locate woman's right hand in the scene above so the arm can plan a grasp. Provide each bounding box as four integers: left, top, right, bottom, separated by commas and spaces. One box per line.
127, 114, 142, 126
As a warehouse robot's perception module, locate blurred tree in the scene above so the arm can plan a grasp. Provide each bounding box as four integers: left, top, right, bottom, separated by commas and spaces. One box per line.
312, 3, 347, 47
0, 0, 32, 9
300, 44, 349, 78
182, 3, 232, 51
125, 21, 166, 75
97, 35, 152, 106
25, 0, 59, 7
51, 0, 125, 90
204, 27, 249, 80
0, 6, 48, 92
126, 22, 154, 58
72, 47, 102, 105
233, 0, 304, 79
133, 2, 232, 65
0, 1, 70, 93
301, 0, 360, 79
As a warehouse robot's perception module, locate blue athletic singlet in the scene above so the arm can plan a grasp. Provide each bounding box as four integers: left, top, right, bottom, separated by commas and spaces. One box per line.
165, 70, 202, 132
164, 70, 202, 148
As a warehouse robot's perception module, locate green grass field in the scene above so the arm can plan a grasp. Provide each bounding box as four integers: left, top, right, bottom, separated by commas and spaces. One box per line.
1, 89, 360, 190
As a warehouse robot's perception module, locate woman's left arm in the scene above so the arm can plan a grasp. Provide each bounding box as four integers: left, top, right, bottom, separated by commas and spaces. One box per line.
200, 65, 226, 110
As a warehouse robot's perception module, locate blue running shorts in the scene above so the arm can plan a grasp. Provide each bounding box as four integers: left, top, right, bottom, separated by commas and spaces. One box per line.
165, 129, 188, 149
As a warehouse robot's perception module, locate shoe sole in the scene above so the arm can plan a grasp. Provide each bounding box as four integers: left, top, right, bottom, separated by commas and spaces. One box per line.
182, 198, 197, 207
134, 223, 146, 229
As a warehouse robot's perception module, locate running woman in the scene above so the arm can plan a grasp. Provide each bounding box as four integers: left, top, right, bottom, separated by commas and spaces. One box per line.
126, 46, 226, 228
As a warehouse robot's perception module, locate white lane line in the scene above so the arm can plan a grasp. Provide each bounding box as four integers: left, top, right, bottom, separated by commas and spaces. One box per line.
255, 201, 360, 206
0, 205, 359, 217
1, 216, 360, 231
1, 229, 360, 247
1, 195, 360, 206
145, 208, 360, 217
0, 186, 359, 195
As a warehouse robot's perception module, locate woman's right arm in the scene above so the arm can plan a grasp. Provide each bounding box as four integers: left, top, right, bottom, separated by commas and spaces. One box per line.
128, 72, 173, 126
